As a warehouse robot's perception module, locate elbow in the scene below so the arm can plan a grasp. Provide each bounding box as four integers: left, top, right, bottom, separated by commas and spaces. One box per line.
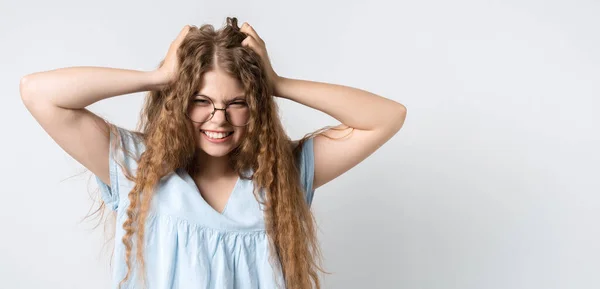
392, 103, 407, 131
19, 75, 45, 111
20, 74, 43, 109
397, 103, 407, 115
20, 75, 34, 105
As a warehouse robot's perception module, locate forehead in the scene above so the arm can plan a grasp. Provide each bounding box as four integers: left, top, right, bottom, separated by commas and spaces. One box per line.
196, 69, 244, 101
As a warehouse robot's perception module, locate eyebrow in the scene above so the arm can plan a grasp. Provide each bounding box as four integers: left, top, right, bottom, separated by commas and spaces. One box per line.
195, 94, 246, 102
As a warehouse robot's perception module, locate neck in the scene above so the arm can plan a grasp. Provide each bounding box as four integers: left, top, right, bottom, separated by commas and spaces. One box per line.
193, 151, 235, 180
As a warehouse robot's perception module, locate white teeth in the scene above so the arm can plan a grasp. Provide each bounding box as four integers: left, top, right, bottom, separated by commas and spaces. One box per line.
203, 131, 232, 139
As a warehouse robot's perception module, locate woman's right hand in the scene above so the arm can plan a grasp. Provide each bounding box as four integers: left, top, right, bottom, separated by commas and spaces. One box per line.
153, 25, 192, 87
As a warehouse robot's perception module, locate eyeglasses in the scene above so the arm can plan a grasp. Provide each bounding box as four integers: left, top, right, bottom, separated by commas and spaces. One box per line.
185, 95, 251, 127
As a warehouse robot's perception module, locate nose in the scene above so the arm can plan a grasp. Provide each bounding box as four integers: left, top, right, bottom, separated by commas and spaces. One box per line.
210, 108, 228, 124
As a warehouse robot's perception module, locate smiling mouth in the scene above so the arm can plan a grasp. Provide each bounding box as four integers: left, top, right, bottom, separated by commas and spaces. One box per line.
201, 130, 234, 140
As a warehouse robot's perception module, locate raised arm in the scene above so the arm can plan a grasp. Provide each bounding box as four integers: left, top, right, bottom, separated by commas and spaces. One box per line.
276, 78, 407, 189
20, 67, 163, 185
239, 22, 407, 190
20, 25, 190, 185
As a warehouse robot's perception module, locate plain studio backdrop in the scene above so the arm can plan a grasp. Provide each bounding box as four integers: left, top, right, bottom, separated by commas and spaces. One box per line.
1, 0, 599, 288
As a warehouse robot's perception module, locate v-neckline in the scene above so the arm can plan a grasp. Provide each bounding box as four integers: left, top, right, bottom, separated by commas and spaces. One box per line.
180, 168, 241, 215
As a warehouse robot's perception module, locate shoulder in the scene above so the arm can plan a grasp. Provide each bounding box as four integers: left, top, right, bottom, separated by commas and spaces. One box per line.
107, 124, 146, 163
94, 124, 146, 211
291, 137, 316, 205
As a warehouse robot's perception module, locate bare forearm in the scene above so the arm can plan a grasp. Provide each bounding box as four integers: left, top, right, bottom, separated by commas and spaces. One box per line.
20, 66, 165, 109
274, 76, 406, 131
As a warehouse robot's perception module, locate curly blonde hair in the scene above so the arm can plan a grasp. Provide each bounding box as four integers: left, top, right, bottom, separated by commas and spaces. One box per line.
82, 17, 353, 289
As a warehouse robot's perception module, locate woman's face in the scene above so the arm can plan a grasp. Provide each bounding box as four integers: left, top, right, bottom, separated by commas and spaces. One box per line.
189, 69, 248, 157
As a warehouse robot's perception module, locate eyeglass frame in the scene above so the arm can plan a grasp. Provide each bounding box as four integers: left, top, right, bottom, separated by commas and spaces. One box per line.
185, 95, 251, 127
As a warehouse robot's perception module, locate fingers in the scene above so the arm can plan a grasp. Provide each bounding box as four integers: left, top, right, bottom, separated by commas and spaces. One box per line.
175, 25, 191, 42
240, 22, 266, 56
240, 22, 263, 44
241, 35, 261, 52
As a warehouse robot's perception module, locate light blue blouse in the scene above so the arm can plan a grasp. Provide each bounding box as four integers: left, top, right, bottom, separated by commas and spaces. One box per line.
94, 126, 316, 289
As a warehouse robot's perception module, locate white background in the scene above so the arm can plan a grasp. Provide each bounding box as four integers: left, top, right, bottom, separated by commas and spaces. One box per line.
1, 0, 599, 288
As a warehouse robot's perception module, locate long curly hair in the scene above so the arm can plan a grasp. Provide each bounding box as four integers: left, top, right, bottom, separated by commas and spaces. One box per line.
82, 17, 352, 289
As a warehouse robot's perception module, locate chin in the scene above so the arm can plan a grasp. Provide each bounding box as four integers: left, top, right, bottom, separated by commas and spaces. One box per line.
198, 147, 234, 158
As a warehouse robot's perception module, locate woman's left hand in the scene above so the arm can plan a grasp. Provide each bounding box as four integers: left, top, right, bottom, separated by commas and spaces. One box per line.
240, 22, 281, 95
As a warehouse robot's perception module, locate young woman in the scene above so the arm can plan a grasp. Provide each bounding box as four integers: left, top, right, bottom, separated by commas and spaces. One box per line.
20, 17, 406, 289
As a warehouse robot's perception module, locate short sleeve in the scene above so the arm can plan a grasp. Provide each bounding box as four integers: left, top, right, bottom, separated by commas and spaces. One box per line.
94, 125, 146, 211
297, 137, 316, 206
